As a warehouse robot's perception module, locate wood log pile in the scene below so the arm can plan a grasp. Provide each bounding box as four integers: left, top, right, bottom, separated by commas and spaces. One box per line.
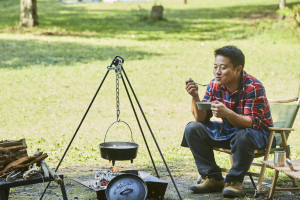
0, 138, 28, 171
0, 139, 63, 184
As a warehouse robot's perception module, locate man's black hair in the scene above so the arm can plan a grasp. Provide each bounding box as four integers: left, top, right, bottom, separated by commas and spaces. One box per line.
214, 45, 245, 69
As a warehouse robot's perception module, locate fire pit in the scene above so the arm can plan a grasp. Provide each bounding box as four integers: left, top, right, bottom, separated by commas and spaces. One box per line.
73, 168, 168, 200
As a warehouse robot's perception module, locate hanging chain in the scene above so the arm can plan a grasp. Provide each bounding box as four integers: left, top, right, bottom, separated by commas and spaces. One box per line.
116, 69, 121, 121
107, 56, 124, 122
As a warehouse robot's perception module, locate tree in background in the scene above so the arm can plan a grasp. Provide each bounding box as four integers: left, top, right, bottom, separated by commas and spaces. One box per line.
151, 1, 163, 21
279, 0, 286, 20
20, 0, 38, 27
151, 5, 163, 20
278, 4, 300, 34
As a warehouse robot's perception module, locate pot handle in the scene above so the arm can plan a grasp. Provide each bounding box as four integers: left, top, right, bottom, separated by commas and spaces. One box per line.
104, 120, 134, 143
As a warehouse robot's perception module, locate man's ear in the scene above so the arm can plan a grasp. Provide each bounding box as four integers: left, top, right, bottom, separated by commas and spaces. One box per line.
236, 65, 243, 74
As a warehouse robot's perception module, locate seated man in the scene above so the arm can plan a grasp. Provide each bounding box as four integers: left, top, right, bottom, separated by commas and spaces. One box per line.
181, 45, 273, 198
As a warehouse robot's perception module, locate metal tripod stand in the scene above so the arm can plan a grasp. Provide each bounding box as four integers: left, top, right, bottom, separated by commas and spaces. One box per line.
40, 56, 182, 200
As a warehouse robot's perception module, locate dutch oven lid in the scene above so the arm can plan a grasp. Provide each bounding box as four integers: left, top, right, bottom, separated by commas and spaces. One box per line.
105, 174, 147, 200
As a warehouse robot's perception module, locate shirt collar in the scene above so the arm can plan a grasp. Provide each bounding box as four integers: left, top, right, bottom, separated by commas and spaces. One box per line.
240, 70, 247, 92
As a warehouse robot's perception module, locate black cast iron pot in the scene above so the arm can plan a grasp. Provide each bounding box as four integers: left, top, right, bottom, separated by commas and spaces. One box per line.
99, 121, 139, 166
99, 141, 139, 165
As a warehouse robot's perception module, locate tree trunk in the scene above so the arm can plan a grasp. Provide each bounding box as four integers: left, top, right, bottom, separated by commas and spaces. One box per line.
279, 0, 286, 20
183, 0, 187, 4
20, 0, 38, 27
151, 5, 164, 21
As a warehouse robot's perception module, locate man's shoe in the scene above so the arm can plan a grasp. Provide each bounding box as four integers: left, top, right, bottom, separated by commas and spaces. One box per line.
189, 177, 224, 193
222, 180, 242, 198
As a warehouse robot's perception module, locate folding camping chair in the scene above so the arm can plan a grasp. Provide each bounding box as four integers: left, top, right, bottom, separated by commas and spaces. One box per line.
213, 96, 300, 197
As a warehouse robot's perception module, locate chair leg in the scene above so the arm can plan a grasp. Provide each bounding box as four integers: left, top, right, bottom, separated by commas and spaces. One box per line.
257, 131, 275, 194
288, 176, 298, 187
280, 131, 298, 187
229, 154, 234, 166
269, 170, 279, 199
256, 163, 267, 194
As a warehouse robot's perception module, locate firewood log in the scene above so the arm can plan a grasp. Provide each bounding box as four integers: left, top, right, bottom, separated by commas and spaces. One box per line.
34, 149, 43, 157
15, 152, 29, 160
0, 152, 27, 167
0, 147, 8, 153
0, 139, 29, 171
44, 163, 63, 185
0, 156, 13, 165
0, 138, 27, 148
40, 160, 49, 179
0, 155, 8, 163
18, 149, 28, 155
0, 153, 48, 175
0, 145, 26, 151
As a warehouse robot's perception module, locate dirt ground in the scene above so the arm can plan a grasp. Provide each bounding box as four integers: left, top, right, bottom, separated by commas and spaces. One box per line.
6, 164, 300, 200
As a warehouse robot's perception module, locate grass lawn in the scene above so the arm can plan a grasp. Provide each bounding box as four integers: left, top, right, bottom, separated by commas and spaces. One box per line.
0, 0, 300, 191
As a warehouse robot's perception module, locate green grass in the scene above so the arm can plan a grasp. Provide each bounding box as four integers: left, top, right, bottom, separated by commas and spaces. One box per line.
0, 0, 300, 184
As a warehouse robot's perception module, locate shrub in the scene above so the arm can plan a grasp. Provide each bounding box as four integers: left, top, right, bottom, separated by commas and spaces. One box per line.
277, 4, 300, 33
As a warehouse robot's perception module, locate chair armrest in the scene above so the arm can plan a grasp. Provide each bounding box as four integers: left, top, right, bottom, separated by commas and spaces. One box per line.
268, 127, 294, 132
268, 97, 299, 103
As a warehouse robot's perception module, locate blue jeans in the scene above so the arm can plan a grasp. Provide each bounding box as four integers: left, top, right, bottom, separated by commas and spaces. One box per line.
182, 121, 257, 183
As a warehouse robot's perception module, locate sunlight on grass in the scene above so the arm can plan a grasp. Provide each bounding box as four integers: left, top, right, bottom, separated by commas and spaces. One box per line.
0, 0, 299, 187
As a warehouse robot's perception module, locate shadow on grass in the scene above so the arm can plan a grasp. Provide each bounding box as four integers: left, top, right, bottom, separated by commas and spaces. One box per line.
0, 1, 299, 41
0, 38, 160, 68
34, 2, 300, 40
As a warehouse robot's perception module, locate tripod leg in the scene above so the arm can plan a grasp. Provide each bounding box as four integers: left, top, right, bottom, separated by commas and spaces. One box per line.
55, 69, 110, 171
39, 69, 111, 200
120, 72, 160, 178
121, 67, 183, 200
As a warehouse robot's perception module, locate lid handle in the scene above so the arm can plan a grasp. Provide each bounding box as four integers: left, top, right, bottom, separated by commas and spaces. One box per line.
120, 188, 133, 195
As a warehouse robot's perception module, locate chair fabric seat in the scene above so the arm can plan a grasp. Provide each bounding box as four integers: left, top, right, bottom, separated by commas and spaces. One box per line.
271, 103, 299, 146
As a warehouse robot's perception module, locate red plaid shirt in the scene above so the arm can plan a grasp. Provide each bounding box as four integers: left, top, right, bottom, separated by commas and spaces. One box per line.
202, 71, 273, 130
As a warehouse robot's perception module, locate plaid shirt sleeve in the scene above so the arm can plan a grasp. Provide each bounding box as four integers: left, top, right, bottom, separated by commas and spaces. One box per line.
244, 82, 272, 130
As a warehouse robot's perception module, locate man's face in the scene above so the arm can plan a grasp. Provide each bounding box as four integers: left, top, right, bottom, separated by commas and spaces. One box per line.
213, 55, 240, 87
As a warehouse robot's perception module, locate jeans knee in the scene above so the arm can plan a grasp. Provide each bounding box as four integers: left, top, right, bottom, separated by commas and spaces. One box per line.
184, 121, 204, 141
231, 130, 255, 148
